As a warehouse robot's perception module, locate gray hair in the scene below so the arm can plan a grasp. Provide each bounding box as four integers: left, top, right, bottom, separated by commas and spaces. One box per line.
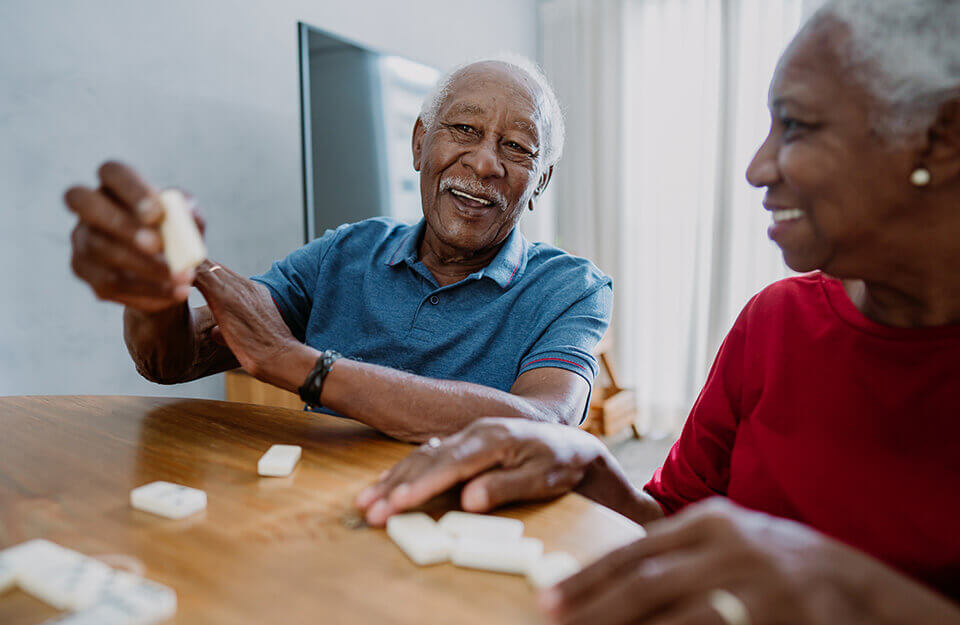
419, 54, 565, 167
811, 0, 960, 140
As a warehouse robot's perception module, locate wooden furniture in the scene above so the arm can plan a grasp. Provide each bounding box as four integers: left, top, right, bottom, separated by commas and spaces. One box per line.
0, 396, 645, 625
224, 369, 303, 410
582, 335, 640, 438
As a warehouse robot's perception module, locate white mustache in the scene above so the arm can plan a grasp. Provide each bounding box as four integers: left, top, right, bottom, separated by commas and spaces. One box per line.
439, 177, 507, 212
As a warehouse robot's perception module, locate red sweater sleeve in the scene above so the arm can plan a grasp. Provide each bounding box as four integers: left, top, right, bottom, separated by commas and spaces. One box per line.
644, 300, 749, 515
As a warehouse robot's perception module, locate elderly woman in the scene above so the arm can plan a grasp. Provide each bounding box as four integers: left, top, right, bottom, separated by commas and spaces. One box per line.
355, 1, 960, 623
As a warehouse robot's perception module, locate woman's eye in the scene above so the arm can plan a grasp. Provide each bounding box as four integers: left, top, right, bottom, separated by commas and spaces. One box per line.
780, 117, 810, 135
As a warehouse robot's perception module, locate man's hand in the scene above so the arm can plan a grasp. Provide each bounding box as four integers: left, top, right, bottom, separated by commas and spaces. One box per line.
541, 497, 960, 625
65, 161, 204, 312
355, 418, 617, 526
193, 261, 312, 389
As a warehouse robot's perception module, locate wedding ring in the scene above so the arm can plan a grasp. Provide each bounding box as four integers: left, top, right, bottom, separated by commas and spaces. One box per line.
427, 437, 442, 449
706, 589, 751, 625
208, 264, 223, 273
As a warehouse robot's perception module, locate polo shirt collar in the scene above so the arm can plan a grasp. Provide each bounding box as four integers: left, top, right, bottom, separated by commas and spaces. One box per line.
385, 219, 528, 289
479, 225, 527, 289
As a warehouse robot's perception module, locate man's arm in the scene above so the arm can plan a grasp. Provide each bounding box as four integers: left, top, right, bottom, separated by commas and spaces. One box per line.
313, 358, 589, 441
193, 263, 591, 441
123, 303, 239, 384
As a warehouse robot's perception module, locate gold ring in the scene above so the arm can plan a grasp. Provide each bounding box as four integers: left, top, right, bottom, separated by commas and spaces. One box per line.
706, 589, 751, 625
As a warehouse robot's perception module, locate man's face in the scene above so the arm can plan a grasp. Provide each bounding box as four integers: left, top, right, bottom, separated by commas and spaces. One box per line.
413, 63, 550, 255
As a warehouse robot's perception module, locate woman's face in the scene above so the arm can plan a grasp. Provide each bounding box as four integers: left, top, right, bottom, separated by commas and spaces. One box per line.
746, 22, 921, 277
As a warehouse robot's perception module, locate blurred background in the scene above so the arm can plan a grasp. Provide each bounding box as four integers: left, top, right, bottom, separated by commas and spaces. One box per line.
0, 0, 824, 448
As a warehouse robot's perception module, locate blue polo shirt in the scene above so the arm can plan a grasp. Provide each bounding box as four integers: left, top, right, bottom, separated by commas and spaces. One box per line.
252, 217, 612, 421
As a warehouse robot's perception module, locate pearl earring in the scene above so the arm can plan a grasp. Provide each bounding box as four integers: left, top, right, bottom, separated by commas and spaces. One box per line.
910, 168, 931, 186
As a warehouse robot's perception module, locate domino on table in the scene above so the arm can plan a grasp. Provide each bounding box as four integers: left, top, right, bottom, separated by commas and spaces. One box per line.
0, 540, 177, 625
18, 554, 113, 610
157, 189, 206, 274
526, 552, 581, 589
386, 513, 454, 566
451, 536, 543, 575
130, 481, 207, 520
257, 444, 302, 477
437, 511, 524, 541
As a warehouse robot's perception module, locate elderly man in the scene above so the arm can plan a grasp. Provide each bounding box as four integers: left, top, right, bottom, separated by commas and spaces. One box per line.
65, 57, 612, 442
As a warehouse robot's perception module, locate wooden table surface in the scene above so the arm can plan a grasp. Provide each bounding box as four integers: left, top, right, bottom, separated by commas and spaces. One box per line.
0, 396, 644, 625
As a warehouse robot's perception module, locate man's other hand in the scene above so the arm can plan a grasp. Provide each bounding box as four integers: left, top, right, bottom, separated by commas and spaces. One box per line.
65, 161, 205, 312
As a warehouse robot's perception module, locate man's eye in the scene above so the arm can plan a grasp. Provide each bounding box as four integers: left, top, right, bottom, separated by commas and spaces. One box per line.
454, 124, 475, 134
505, 141, 531, 155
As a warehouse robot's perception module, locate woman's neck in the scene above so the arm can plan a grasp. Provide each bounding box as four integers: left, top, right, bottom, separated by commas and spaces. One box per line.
844, 258, 960, 327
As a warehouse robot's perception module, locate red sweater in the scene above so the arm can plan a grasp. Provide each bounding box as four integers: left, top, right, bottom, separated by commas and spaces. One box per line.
645, 273, 960, 599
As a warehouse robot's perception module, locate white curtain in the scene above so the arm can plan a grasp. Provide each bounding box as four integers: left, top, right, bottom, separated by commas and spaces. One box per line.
540, 0, 804, 436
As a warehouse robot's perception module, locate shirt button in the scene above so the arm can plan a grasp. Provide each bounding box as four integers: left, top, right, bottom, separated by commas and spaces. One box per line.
429, 295, 440, 305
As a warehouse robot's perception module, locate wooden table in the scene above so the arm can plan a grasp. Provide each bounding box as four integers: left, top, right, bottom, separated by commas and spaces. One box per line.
0, 396, 645, 625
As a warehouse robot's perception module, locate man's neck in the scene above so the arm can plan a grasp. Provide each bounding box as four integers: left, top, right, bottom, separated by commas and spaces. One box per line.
418, 229, 506, 287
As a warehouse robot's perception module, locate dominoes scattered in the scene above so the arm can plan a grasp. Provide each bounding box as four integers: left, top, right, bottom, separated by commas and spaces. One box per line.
451, 536, 543, 575
18, 554, 113, 610
437, 511, 525, 541
130, 481, 207, 520
386, 513, 454, 566
0, 540, 177, 625
157, 189, 206, 274
526, 552, 581, 589
0, 553, 17, 594
257, 444, 302, 477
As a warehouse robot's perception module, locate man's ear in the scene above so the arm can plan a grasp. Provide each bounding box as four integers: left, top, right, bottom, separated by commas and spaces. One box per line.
528, 165, 554, 210
412, 117, 426, 172
922, 95, 960, 185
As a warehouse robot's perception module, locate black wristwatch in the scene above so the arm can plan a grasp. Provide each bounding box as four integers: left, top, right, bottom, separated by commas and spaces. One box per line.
298, 350, 342, 408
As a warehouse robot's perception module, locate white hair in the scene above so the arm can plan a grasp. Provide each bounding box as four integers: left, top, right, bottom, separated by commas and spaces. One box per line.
812, 0, 960, 139
419, 54, 565, 167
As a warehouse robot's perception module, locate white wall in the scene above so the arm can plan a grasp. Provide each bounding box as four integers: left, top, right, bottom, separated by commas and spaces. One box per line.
0, 0, 538, 398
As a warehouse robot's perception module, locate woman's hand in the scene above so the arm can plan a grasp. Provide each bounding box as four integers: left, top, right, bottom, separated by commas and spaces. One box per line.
541, 497, 960, 625
355, 418, 613, 526
193, 261, 312, 389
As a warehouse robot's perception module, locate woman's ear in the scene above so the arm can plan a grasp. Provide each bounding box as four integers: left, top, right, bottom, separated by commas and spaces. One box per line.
922, 95, 960, 185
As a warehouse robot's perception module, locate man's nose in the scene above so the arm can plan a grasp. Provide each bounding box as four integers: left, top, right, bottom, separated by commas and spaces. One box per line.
462, 138, 506, 179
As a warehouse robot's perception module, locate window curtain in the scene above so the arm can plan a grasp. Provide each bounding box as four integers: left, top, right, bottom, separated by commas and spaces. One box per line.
539, 0, 805, 436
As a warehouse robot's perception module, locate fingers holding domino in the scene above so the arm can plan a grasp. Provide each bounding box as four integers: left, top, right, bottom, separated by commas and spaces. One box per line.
65, 161, 207, 311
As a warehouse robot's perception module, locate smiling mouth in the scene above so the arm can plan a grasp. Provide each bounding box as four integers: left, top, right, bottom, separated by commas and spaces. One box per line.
449, 188, 494, 208
772, 208, 805, 223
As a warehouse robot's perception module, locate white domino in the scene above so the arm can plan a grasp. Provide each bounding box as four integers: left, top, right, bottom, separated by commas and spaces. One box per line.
130, 481, 206, 520
437, 511, 524, 542
386, 513, 454, 566
257, 444, 302, 477
451, 536, 543, 575
526, 551, 581, 589
0, 552, 19, 593
18, 555, 113, 610
94, 570, 178, 624
0, 540, 177, 625
158, 189, 206, 274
